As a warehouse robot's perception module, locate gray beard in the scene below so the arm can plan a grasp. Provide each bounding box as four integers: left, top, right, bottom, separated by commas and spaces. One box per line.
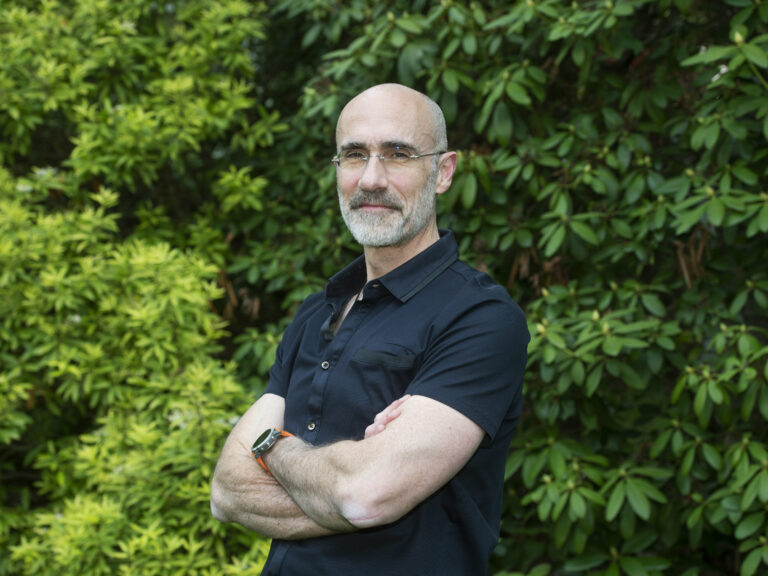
338, 169, 438, 248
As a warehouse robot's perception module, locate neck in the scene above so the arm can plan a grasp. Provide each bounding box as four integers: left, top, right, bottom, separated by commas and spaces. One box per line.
363, 225, 440, 282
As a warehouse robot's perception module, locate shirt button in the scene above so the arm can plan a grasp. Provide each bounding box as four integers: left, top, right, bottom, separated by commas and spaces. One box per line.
321, 360, 330, 370
307, 422, 316, 431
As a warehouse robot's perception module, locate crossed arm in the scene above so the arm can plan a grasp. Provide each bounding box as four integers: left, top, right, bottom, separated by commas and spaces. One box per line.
210, 392, 484, 539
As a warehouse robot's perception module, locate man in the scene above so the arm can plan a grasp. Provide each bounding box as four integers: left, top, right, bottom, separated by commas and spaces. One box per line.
211, 83, 529, 575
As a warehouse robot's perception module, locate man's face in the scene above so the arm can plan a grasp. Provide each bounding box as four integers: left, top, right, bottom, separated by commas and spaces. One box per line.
334, 88, 443, 248
337, 155, 439, 248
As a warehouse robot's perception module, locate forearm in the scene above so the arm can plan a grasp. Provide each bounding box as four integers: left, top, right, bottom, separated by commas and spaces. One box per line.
265, 437, 364, 531
211, 456, 333, 540
211, 444, 335, 540
210, 393, 337, 539
264, 395, 484, 531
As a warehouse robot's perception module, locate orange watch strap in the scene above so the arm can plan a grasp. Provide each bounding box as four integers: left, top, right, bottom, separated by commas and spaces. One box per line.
257, 429, 294, 475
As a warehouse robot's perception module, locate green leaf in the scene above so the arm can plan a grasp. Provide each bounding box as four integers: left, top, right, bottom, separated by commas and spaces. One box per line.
529, 564, 552, 576
570, 221, 599, 244
442, 69, 460, 93
563, 360, 583, 389
680, 445, 697, 477
632, 477, 667, 504
563, 553, 609, 572
641, 293, 666, 317
395, 16, 423, 34
650, 429, 672, 459
586, 364, 603, 397
626, 478, 651, 520
694, 384, 709, 422
758, 470, 768, 503
549, 448, 567, 478
707, 198, 726, 226
742, 43, 768, 68
606, 482, 626, 521
506, 81, 531, 106
619, 556, 648, 576
740, 546, 765, 576
686, 504, 703, 530
701, 443, 723, 471
461, 173, 477, 209
553, 511, 571, 549
735, 512, 765, 540
544, 225, 566, 257
759, 384, 768, 420
570, 491, 587, 519
681, 45, 737, 66
731, 289, 750, 315
626, 172, 645, 203
462, 32, 477, 55
732, 165, 758, 185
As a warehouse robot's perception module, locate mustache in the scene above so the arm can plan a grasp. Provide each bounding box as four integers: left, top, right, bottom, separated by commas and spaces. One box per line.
348, 191, 404, 211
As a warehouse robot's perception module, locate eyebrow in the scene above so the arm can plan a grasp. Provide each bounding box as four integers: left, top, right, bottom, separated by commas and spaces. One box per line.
339, 140, 417, 152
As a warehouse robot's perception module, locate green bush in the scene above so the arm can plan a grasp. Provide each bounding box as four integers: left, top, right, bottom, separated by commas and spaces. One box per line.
1, 0, 767, 574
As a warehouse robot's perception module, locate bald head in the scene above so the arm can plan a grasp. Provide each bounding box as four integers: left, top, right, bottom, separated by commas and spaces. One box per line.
336, 84, 448, 153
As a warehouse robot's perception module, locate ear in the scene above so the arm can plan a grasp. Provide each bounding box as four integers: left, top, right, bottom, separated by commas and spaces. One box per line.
434, 151, 458, 196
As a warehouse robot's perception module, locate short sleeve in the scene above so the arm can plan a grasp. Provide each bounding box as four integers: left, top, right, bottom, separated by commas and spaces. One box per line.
262, 292, 326, 399
263, 336, 289, 398
406, 284, 529, 440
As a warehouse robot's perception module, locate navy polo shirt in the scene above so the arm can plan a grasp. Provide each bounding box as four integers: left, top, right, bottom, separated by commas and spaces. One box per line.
261, 230, 529, 576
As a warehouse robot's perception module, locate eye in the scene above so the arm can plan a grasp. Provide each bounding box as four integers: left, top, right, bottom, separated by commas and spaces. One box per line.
343, 150, 367, 161
385, 147, 412, 160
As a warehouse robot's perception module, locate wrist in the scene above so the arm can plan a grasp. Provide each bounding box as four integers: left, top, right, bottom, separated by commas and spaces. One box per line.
251, 428, 294, 475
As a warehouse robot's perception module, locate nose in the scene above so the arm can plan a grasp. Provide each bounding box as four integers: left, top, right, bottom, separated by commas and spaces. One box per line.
357, 155, 388, 192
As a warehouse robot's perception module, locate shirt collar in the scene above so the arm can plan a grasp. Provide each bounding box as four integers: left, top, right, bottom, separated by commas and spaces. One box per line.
326, 229, 459, 303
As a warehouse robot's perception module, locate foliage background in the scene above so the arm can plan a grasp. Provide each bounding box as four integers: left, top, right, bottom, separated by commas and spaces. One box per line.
1, 0, 767, 575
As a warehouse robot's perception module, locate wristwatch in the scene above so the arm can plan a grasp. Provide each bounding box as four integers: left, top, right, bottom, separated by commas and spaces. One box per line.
251, 428, 293, 474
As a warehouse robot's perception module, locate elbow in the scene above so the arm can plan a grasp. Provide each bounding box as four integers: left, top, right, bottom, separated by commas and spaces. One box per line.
210, 476, 232, 523
336, 476, 401, 529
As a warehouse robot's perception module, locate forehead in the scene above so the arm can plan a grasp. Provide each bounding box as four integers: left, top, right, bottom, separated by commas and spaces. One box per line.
336, 88, 434, 150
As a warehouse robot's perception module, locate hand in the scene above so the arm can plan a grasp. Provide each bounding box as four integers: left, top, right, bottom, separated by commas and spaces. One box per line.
364, 395, 410, 439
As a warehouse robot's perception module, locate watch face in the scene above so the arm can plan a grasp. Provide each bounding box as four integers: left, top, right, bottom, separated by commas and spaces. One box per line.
253, 429, 272, 447
251, 428, 279, 457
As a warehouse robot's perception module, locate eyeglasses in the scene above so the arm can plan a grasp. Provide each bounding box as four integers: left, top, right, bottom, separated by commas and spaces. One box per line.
331, 146, 445, 172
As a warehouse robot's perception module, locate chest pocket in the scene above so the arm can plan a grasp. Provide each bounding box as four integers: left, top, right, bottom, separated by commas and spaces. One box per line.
352, 348, 417, 369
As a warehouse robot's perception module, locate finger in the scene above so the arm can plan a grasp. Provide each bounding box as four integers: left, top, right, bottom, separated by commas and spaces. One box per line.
364, 422, 384, 439
381, 408, 401, 424
389, 395, 411, 410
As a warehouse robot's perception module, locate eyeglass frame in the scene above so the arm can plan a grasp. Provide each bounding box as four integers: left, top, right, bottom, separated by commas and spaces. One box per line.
330, 149, 446, 170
